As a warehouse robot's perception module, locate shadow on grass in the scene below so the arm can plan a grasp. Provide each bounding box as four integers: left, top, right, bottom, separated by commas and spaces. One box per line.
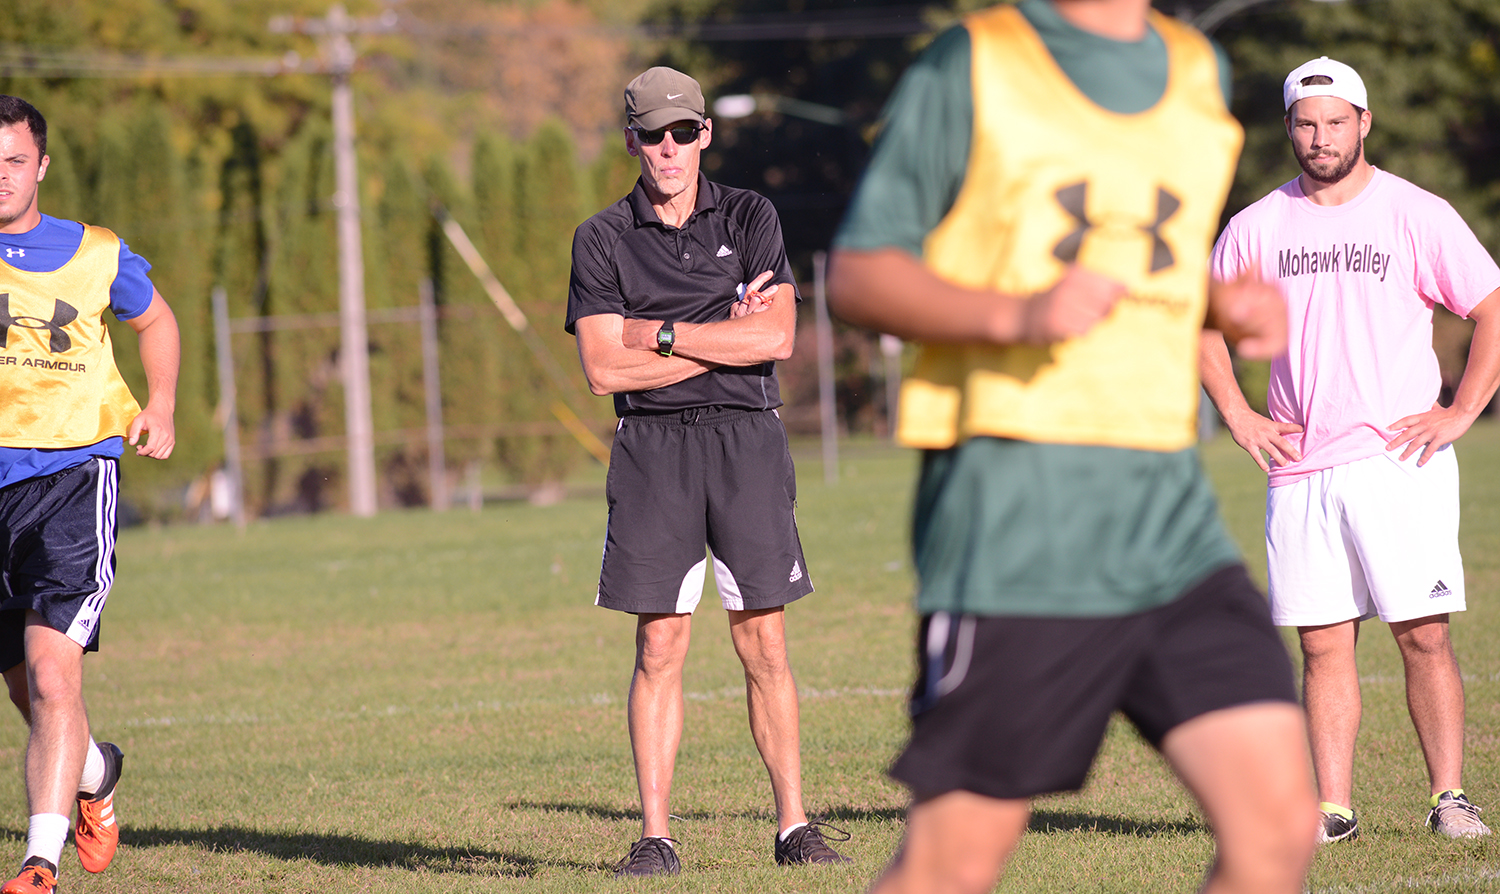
495, 800, 1201, 839
121, 825, 598, 877
1028, 809, 1206, 837
109, 807, 1198, 876
501, 799, 908, 825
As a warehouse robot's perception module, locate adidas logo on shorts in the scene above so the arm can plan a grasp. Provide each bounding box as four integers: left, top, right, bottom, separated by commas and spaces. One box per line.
1429, 580, 1452, 599
789, 561, 803, 584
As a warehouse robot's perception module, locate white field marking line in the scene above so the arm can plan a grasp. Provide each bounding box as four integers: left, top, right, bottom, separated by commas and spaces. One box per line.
1360, 674, 1500, 684
1309, 865, 1500, 893
118, 685, 906, 729
115, 673, 1499, 730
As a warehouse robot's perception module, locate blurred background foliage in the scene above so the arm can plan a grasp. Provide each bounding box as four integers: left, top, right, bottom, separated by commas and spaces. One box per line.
2, 0, 1497, 518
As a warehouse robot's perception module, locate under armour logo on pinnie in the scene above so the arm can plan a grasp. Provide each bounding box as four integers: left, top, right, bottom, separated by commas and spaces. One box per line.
1429, 580, 1452, 599
716, 244, 733, 258
789, 561, 803, 584
0, 294, 78, 353
3, 248, 22, 259
1052, 182, 1182, 273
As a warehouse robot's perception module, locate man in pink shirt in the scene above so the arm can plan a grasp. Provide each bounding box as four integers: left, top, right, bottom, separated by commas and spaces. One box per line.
1202, 57, 1500, 844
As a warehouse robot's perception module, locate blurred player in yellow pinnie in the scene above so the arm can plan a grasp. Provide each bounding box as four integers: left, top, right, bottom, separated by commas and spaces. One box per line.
828, 1, 1318, 890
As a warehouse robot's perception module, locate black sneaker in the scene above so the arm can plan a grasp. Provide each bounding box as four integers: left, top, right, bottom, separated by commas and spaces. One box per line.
1318, 808, 1359, 844
612, 837, 680, 877
774, 821, 852, 865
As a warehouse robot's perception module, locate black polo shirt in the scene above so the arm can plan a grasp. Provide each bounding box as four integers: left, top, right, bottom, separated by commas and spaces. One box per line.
566, 174, 799, 417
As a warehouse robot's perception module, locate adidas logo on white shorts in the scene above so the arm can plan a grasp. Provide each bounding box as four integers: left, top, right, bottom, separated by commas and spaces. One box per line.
1429, 580, 1452, 599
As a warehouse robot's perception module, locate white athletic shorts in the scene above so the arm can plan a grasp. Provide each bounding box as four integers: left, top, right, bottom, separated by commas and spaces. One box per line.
1265, 447, 1465, 626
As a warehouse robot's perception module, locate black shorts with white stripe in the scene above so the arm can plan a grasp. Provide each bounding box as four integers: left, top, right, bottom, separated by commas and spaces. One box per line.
596, 407, 814, 615
891, 564, 1297, 803
0, 457, 119, 671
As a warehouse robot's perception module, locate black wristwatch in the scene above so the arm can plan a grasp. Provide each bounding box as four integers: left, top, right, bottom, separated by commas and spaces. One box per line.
656, 321, 675, 357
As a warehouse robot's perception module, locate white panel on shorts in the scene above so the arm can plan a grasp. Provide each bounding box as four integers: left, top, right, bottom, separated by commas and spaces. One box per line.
65, 457, 116, 648
710, 552, 746, 611
1266, 447, 1465, 625
675, 556, 709, 614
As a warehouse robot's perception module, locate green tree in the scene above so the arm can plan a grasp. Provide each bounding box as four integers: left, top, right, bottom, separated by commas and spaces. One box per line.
473, 131, 521, 289
371, 159, 438, 507
93, 103, 216, 519
425, 154, 505, 477
264, 123, 342, 512
591, 140, 640, 215
213, 120, 276, 515
489, 119, 597, 486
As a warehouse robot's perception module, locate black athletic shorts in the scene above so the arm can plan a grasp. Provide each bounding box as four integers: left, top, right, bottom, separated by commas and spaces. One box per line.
595, 407, 814, 614
890, 564, 1297, 802
0, 458, 119, 672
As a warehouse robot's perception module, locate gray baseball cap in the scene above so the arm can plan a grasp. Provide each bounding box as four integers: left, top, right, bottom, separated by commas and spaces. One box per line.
625, 67, 706, 131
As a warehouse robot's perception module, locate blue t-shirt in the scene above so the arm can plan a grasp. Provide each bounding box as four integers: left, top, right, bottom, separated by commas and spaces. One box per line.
0, 214, 155, 489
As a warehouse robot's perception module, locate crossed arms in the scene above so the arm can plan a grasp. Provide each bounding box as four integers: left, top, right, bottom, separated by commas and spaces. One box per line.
574, 271, 796, 396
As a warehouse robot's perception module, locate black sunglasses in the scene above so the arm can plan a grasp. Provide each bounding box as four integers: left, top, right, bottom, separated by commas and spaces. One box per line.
631, 123, 704, 146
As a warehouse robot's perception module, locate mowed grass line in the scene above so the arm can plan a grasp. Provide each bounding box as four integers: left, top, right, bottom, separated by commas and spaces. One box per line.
0, 422, 1494, 892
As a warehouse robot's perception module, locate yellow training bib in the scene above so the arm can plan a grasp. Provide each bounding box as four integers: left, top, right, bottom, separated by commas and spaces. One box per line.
899, 7, 1243, 452
0, 225, 142, 448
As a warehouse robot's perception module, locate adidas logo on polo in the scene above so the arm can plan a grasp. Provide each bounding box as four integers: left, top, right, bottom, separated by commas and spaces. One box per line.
1429, 580, 1452, 599
716, 244, 734, 258
789, 561, 803, 584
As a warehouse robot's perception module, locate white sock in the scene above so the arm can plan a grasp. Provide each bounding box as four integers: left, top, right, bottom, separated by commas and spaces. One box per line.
78, 739, 105, 797
778, 821, 808, 841
24, 813, 68, 868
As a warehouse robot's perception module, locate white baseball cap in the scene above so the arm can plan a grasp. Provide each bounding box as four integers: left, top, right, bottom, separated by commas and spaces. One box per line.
1284, 56, 1368, 112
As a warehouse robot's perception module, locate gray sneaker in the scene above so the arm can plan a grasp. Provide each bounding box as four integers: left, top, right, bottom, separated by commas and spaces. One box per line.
612, 837, 681, 876
1427, 791, 1491, 839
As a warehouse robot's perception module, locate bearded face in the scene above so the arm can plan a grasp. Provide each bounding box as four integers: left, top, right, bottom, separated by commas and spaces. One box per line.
1286, 96, 1369, 187
1295, 131, 1363, 184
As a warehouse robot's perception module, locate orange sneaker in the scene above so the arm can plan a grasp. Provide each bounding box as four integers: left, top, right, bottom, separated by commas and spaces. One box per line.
0, 859, 57, 894
75, 742, 124, 873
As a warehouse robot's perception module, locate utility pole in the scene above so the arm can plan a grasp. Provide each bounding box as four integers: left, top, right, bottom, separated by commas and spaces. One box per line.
271, 4, 395, 517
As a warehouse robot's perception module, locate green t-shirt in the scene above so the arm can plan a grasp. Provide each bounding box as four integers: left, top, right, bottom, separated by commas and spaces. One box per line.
911, 439, 1241, 617
837, 1, 1242, 617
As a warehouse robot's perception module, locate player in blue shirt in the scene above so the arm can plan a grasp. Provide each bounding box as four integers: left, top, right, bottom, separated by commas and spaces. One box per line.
0, 95, 178, 894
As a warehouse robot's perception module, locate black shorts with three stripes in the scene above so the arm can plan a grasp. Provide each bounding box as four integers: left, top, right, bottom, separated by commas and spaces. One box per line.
0, 457, 119, 672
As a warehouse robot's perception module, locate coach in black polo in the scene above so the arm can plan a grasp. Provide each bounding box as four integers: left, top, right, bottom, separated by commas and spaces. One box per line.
566, 66, 848, 876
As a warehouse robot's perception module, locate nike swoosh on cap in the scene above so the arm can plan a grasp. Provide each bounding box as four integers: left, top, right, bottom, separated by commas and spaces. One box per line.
667, 93, 683, 100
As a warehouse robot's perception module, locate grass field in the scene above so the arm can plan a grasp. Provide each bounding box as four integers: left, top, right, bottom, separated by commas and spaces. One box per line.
5, 419, 1500, 892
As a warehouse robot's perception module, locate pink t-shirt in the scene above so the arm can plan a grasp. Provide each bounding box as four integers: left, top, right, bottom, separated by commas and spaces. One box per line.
1211, 168, 1500, 487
